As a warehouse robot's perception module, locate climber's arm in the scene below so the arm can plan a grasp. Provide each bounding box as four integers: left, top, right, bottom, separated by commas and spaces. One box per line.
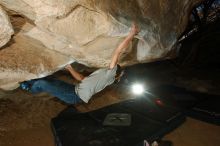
65, 64, 85, 81
109, 23, 139, 69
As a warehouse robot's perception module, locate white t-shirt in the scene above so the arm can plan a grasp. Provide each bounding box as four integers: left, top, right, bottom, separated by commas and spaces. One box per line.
75, 66, 117, 103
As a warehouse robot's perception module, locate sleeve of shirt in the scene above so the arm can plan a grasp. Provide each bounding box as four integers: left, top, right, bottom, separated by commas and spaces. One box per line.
106, 65, 117, 78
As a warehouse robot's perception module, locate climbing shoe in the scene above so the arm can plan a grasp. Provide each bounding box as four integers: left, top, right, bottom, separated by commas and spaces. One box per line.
20, 81, 31, 91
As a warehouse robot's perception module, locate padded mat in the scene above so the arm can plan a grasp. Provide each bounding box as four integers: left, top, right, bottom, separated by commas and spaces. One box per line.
51, 97, 185, 146
187, 96, 220, 125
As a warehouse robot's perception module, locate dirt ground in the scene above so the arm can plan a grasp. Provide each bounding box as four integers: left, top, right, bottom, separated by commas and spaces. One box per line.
0, 89, 65, 146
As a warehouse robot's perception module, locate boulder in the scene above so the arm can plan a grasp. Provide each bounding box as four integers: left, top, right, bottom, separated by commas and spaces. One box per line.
0, 0, 202, 66
0, 27, 74, 90
0, 5, 14, 48
0, 0, 202, 90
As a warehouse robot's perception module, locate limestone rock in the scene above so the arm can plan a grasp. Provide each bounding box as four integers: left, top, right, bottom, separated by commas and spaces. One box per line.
0, 6, 14, 48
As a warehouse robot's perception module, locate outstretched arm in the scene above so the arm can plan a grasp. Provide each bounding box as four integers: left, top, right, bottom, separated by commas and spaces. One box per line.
65, 64, 85, 81
109, 23, 139, 69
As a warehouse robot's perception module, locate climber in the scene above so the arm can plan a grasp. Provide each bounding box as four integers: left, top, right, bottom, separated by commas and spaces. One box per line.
20, 23, 139, 104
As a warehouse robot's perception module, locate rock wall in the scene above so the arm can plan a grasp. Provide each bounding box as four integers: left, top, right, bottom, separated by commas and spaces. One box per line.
0, 0, 202, 90
0, 5, 14, 48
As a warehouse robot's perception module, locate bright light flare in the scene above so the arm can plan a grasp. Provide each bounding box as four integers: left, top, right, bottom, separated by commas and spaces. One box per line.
132, 83, 144, 95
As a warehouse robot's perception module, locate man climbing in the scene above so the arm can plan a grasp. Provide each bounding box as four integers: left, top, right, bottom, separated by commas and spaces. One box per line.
20, 23, 139, 104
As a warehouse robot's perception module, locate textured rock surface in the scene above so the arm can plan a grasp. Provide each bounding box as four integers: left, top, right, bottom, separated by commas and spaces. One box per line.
0, 6, 14, 48
0, 33, 74, 90
0, 20, 74, 90
0, 0, 202, 90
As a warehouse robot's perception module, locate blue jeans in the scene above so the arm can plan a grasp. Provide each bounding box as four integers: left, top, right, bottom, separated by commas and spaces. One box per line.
27, 78, 82, 104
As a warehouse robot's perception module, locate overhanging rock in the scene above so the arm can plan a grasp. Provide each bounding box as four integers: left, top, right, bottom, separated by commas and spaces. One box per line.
0, 0, 202, 90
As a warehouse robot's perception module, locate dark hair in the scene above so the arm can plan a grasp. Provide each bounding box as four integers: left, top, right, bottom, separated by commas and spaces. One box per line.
116, 64, 122, 76
114, 64, 124, 83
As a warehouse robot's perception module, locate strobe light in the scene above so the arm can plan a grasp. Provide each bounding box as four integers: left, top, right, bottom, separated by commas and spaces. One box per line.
132, 83, 144, 95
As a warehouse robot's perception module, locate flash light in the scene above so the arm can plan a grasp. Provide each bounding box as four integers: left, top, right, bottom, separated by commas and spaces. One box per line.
132, 83, 144, 95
